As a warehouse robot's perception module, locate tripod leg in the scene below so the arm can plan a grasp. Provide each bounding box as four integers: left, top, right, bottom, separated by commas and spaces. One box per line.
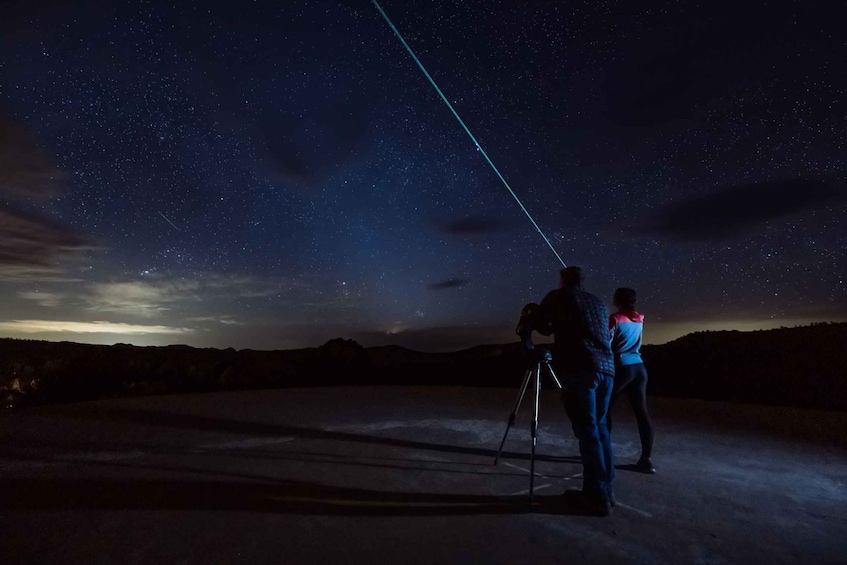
494, 369, 532, 465
530, 362, 541, 503
546, 364, 563, 390
495, 367, 533, 464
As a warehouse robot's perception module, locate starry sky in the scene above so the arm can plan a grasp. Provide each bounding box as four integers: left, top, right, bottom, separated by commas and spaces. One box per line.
0, 0, 845, 352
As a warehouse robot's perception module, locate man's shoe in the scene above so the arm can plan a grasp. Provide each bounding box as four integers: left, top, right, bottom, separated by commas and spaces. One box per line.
590, 497, 612, 517
635, 457, 656, 474
564, 490, 611, 517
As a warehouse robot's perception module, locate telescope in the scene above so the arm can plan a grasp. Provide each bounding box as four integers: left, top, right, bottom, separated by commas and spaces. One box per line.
515, 302, 539, 352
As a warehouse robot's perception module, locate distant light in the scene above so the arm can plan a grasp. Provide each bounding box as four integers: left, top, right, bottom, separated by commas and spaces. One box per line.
0, 320, 191, 335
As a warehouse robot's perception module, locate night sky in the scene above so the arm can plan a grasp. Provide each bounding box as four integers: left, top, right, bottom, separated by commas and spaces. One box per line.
1, 0, 844, 352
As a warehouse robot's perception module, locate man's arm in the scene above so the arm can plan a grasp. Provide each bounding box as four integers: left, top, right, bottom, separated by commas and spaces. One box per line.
532, 291, 556, 336
609, 313, 618, 342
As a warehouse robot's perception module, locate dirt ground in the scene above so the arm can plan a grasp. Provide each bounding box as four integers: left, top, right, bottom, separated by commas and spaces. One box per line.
1, 386, 846, 564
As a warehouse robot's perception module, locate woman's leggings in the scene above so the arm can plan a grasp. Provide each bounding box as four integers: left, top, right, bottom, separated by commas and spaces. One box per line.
609, 362, 654, 459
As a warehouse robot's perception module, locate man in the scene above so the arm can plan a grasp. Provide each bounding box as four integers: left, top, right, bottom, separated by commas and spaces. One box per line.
533, 266, 616, 516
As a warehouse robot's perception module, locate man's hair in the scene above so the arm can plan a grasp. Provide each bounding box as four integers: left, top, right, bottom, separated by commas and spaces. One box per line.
614, 287, 637, 309
559, 266, 584, 287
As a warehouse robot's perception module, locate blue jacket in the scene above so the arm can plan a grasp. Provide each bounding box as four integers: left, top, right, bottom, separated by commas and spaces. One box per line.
609, 309, 644, 366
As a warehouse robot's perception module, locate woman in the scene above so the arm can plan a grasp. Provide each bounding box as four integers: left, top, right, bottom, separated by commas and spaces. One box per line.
608, 287, 656, 474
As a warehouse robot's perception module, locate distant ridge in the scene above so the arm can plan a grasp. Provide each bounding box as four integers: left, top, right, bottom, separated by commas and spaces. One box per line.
641, 322, 847, 411
1, 322, 845, 411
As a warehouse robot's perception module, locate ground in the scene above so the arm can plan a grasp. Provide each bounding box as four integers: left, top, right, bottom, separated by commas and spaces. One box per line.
1, 385, 845, 564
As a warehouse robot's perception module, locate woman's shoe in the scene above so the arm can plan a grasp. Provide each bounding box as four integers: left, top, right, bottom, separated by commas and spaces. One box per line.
635, 457, 656, 474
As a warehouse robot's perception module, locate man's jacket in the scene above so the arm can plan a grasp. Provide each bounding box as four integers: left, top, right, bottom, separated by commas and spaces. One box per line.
533, 285, 615, 377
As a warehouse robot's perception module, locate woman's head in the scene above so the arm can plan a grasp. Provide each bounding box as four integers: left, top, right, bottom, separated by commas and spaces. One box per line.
613, 287, 637, 310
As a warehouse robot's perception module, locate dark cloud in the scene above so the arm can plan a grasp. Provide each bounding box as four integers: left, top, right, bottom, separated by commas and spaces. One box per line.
0, 209, 92, 275
0, 114, 66, 198
251, 101, 368, 190
0, 113, 94, 277
644, 177, 844, 241
437, 216, 515, 235
427, 278, 468, 291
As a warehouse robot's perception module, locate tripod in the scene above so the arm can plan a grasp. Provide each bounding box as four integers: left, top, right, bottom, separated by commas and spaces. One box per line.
494, 346, 562, 502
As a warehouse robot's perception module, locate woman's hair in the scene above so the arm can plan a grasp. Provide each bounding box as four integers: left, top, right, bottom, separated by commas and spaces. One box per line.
613, 287, 637, 310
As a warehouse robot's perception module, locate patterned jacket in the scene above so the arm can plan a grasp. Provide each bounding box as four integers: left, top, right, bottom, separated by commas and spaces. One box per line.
533, 285, 615, 377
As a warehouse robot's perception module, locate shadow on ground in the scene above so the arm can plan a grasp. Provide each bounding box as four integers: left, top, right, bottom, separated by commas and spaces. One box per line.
0, 476, 598, 517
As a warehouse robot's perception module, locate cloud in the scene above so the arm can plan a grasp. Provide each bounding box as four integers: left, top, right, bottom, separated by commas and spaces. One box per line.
427, 278, 468, 291
85, 280, 202, 317
205, 275, 279, 298
18, 291, 64, 308
251, 100, 368, 190
0, 320, 191, 335
0, 209, 95, 279
187, 315, 245, 326
0, 113, 67, 198
0, 113, 95, 279
641, 177, 844, 240
81, 273, 286, 318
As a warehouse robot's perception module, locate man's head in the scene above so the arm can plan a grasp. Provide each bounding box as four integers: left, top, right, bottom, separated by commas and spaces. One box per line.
613, 287, 637, 309
559, 266, 584, 288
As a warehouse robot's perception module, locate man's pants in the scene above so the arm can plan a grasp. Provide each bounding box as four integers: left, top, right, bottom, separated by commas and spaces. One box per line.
562, 370, 615, 501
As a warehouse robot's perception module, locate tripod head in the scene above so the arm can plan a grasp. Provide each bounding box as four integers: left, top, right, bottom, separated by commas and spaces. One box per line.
528, 345, 553, 364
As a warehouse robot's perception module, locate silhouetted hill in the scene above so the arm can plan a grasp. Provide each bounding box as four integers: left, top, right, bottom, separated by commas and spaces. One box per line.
1, 323, 844, 410
640, 322, 846, 411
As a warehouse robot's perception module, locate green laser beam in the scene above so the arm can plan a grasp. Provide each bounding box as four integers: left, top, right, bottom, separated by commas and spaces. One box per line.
371, 0, 567, 268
